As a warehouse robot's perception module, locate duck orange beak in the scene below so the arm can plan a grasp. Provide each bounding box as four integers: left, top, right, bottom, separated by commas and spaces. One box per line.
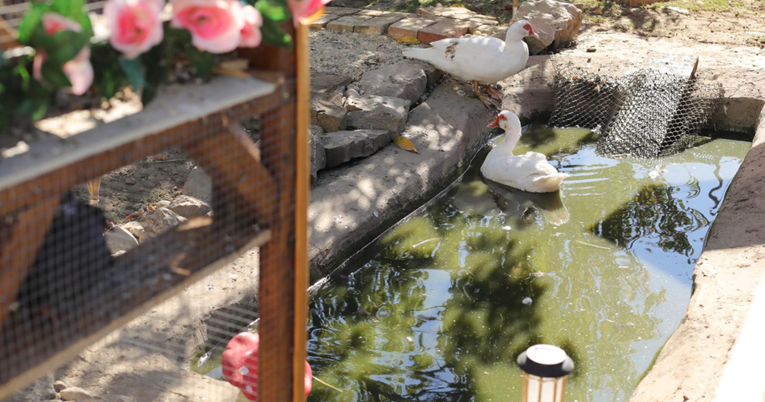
487, 115, 501, 128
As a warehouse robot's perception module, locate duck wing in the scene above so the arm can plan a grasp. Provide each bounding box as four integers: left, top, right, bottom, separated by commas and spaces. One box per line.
404, 37, 514, 82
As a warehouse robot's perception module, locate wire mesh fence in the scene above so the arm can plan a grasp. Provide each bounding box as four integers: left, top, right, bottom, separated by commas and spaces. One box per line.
0, 73, 299, 402
549, 61, 724, 158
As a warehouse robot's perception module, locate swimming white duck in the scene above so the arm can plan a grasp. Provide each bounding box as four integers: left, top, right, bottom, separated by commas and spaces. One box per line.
481, 111, 568, 193
402, 20, 538, 108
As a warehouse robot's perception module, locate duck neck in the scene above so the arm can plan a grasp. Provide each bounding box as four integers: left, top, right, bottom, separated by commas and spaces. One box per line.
496, 129, 520, 155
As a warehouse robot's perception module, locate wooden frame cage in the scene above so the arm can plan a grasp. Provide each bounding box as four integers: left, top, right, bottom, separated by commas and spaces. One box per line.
0, 6, 310, 402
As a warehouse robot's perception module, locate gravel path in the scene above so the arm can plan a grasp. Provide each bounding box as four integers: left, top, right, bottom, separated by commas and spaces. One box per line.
309, 29, 416, 81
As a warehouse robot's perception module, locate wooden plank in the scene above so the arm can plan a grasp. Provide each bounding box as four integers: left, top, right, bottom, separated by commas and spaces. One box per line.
0, 78, 283, 217
0, 197, 59, 327
292, 21, 310, 402
183, 124, 276, 229
0, 221, 272, 400
0, 15, 19, 50
0, 75, 276, 195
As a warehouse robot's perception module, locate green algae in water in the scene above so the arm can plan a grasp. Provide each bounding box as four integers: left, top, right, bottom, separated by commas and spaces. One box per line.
194, 126, 751, 402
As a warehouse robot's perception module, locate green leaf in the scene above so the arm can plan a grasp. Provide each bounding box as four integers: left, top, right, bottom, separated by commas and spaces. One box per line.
32, 102, 48, 120
140, 44, 169, 105
17, 7, 45, 44
15, 64, 31, 90
90, 43, 127, 99
187, 48, 215, 79
256, 0, 290, 22
260, 19, 292, 48
41, 61, 71, 87
40, 30, 90, 67
119, 56, 146, 90
51, 0, 85, 19
76, 13, 94, 37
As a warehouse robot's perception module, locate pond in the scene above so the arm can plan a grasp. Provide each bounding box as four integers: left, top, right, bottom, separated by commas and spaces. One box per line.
193, 126, 750, 402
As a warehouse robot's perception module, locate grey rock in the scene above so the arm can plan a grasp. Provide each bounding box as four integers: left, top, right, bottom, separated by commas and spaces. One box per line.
344, 88, 360, 98
321, 130, 391, 168
156, 200, 171, 208
311, 93, 347, 133
169, 195, 211, 218
311, 72, 353, 95
53, 381, 68, 392
121, 221, 145, 241
345, 95, 410, 137
104, 226, 139, 253
523, 36, 548, 56
140, 207, 187, 237
182, 167, 212, 204
406, 61, 444, 87
59, 386, 93, 401
310, 125, 325, 136
516, 0, 583, 54
358, 62, 427, 105
310, 126, 327, 181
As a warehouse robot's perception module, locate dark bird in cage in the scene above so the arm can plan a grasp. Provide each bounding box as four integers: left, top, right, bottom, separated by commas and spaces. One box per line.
13, 191, 114, 325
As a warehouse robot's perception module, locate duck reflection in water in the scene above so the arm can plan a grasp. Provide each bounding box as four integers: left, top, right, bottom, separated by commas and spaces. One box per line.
450, 175, 569, 227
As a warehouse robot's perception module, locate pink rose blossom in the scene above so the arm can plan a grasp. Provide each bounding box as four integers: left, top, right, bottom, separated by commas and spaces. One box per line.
239, 5, 262, 48
287, 0, 331, 26
33, 13, 93, 95
171, 0, 245, 54
104, 0, 164, 59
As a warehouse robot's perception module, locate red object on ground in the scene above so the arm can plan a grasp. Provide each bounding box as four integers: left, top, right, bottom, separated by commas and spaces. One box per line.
222, 332, 313, 401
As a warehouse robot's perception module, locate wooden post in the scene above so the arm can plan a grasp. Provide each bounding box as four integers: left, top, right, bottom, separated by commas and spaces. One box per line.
248, 23, 300, 402
292, 20, 310, 402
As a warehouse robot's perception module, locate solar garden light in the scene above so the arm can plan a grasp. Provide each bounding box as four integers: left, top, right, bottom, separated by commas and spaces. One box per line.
517, 344, 575, 402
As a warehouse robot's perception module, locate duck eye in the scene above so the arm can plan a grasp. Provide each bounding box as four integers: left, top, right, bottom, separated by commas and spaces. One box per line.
523, 23, 531, 32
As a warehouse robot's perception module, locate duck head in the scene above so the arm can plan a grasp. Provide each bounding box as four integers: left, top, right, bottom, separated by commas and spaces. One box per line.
487, 110, 522, 133
487, 110, 523, 148
505, 20, 539, 43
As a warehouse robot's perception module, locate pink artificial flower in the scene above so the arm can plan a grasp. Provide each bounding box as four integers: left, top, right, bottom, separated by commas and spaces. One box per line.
41, 13, 82, 35
287, 0, 331, 27
33, 13, 93, 95
171, 0, 245, 54
222, 333, 313, 402
239, 5, 262, 48
104, 0, 164, 59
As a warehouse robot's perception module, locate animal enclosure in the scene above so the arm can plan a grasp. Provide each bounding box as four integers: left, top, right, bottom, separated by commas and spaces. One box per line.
0, 5, 311, 401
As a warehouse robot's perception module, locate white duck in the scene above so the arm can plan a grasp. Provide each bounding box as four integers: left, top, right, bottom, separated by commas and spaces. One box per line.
402, 20, 538, 108
481, 111, 568, 193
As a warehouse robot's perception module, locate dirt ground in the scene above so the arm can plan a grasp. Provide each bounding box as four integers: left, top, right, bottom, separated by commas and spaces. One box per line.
332, 0, 765, 49
580, 1, 765, 48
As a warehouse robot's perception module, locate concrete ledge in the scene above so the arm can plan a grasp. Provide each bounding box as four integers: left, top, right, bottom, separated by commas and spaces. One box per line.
308, 79, 492, 279
629, 101, 765, 402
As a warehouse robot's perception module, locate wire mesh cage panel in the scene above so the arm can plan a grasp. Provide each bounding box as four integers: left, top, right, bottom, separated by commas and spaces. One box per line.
549, 61, 724, 158
0, 24, 311, 402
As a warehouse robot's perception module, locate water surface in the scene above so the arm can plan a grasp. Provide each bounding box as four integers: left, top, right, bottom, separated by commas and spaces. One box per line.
196, 126, 750, 402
